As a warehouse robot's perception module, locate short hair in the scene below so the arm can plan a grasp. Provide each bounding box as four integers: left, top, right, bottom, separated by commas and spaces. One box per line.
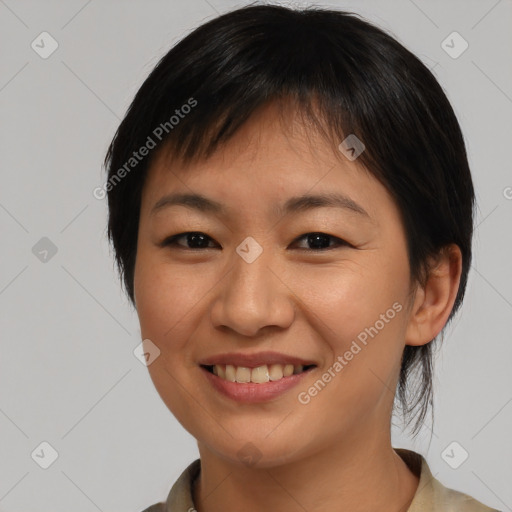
104, 3, 475, 436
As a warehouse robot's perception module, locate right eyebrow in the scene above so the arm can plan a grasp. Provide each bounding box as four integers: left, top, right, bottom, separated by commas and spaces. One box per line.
150, 193, 225, 217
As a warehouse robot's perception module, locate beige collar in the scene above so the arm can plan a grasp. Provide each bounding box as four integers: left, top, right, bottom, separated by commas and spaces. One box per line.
159, 448, 497, 511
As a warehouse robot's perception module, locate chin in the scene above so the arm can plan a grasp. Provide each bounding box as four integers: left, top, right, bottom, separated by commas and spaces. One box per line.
198, 430, 313, 470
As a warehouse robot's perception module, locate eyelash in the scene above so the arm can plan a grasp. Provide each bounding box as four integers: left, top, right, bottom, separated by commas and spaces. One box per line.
160, 232, 352, 252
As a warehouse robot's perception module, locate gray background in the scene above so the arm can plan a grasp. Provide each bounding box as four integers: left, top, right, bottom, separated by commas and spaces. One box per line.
1, 0, 511, 510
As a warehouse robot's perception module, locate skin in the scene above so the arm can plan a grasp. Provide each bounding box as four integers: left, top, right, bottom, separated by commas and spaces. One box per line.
133, 100, 462, 512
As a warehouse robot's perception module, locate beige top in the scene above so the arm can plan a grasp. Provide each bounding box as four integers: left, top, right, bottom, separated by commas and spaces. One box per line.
141, 448, 499, 512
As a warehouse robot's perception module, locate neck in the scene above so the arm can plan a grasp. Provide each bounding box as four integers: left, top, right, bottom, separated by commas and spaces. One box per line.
194, 423, 419, 512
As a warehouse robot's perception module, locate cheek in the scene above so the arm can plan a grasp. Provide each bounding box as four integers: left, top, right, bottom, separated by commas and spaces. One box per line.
292, 252, 409, 408
134, 252, 205, 344
295, 252, 409, 343
134, 255, 209, 427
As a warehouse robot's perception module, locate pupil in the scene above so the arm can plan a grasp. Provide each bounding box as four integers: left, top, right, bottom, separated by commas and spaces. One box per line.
189, 233, 209, 248
308, 233, 329, 249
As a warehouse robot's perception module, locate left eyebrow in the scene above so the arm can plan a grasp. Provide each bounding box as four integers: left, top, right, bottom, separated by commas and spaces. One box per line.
279, 192, 370, 218
150, 192, 370, 219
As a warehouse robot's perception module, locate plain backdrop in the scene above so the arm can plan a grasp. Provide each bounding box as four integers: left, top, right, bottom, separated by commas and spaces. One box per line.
0, 0, 511, 510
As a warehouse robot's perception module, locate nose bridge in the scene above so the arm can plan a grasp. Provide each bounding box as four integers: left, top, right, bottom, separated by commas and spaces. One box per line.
211, 238, 294, 336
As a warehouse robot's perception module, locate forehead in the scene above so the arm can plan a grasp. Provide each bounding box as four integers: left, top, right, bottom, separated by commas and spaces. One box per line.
139, 101, 390, 223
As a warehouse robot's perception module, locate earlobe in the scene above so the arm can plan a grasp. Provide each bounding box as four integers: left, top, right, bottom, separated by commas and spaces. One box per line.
405, 244, 462, 347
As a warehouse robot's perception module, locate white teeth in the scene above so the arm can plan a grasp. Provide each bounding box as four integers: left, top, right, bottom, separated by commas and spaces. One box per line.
251, 365, 269, 384
283, 364, 294, 377
235, 366, 251, 383
268, 364, 283, 381
210, 363, 310, 383
217, 364, 226, 379
225, 364, 236, 382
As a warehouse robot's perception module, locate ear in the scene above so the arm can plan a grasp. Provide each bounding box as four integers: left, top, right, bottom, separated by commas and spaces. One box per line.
405, 244, 463, 347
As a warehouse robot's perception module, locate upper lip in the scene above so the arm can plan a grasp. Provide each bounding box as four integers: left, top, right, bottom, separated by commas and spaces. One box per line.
198, 351, 317, 369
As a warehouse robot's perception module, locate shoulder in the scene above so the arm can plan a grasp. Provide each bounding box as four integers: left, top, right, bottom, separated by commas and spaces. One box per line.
139, 504, 166, 512
428, 474, 500, 512
138, 459, 201, 512
395, 448, 500, 512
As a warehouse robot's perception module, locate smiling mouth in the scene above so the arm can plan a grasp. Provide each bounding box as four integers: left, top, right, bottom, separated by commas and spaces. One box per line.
201, 363, 316, 383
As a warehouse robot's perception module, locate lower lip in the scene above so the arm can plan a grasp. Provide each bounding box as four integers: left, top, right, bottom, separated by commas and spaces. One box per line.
200, 366, 315, 403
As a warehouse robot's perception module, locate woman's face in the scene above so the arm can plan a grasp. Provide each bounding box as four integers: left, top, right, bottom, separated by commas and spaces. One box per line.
134, 102, 417, 467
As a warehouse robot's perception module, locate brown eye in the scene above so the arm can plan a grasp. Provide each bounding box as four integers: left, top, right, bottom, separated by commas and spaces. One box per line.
161, 232, 217, 250
160, 231, 351, 252
291, 232, 351, 251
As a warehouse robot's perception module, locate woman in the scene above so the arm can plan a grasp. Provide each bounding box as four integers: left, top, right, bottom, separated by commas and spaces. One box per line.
104, 4, 499, 511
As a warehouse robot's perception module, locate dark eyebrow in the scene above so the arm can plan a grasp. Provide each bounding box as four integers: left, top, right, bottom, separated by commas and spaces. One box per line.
150, 192, 369, 218
151, 193, 225, 216
280, 192, 369, 218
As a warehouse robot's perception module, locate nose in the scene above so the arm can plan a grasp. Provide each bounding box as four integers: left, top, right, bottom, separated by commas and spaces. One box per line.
210, 245, 295, 337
